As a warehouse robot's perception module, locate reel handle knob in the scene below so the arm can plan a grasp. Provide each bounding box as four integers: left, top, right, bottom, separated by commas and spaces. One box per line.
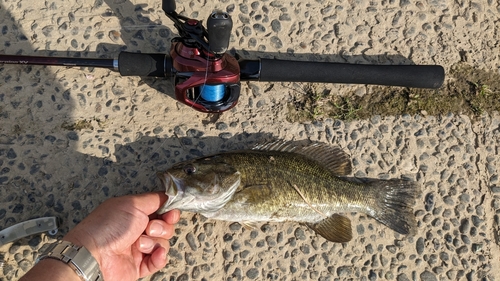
162, 0, 176, 14
207, 11, 232, 54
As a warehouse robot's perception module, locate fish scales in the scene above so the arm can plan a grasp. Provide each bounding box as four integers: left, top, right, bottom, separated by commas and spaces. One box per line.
208, 151, 375, 223
157, 141, 419, 242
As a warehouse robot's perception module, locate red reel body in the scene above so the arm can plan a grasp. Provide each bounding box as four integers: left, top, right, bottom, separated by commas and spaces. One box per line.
170, 41, 240, 113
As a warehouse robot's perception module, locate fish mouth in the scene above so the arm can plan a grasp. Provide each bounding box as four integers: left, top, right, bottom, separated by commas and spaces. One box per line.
157, 172, 184, 214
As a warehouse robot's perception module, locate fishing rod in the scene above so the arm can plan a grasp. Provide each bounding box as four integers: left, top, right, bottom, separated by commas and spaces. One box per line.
0, 0, 445, 113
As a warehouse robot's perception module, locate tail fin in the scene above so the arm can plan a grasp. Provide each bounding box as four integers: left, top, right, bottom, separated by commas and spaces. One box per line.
371, 179, 420, 235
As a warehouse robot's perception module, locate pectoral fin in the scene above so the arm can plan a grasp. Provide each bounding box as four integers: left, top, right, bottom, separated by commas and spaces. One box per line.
306, 214, 352, 243
233, 184, 272, 203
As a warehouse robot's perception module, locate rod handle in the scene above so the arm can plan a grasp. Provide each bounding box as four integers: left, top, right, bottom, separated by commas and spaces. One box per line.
118, 52, 172, 77
259, 59, 445, 89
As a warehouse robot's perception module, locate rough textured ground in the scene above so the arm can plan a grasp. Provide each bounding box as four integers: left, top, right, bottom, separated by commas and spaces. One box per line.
0, 0, 499, 280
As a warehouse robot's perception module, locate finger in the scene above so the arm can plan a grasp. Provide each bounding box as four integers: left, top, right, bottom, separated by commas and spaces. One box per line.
136, 235, 171, 255
150, 246, 168, 270
129, 192, 170, 215
145, 220, 176, 239
161, 209, 181, 225
139, 246, 168, 277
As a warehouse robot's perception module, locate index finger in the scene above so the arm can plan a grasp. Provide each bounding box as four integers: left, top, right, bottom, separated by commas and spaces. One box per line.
161, 209, 181, 225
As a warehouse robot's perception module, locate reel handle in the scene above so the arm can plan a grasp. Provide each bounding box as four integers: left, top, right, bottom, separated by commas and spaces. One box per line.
162, 0, 176, 14
206, 11, 233, 54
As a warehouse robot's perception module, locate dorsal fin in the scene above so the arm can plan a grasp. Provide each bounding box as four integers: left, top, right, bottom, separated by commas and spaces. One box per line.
252, 140, 299, 153
297, 142, 352, 175
253, 140, 352, 176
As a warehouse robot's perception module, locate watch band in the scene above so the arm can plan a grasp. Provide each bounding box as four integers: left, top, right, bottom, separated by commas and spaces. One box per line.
36, 240, 103, 281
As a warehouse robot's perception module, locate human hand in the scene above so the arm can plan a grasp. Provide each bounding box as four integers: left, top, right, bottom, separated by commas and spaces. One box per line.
63, 192, 180, 281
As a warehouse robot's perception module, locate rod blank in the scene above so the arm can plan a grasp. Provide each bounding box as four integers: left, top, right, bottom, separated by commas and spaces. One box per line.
0, 55, 115, 69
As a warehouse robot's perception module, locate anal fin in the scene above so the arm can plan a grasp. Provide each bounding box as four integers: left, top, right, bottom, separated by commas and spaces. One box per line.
306, 214, 352, 243
241, 221, 259, 230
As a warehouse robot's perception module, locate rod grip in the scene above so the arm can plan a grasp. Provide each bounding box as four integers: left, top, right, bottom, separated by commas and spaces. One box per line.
259, 59, 444, 89
118, 52, 171, 77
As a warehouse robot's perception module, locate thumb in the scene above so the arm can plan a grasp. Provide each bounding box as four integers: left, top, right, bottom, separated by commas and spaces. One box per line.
130, 192, 169, 215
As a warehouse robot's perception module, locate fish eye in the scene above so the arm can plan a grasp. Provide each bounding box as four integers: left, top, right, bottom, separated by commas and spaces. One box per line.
183, 164, 196, 175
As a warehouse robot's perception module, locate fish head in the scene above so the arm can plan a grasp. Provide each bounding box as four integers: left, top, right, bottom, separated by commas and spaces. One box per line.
157, 155, 241, 214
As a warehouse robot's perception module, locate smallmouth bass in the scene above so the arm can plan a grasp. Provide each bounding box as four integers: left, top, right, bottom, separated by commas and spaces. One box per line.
157, 141, 419, 242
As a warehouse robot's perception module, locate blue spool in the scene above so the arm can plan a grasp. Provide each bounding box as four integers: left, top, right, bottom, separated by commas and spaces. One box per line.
200, 84, 225, 102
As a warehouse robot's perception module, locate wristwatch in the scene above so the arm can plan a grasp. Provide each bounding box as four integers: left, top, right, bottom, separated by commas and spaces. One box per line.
36, 240, 103, 281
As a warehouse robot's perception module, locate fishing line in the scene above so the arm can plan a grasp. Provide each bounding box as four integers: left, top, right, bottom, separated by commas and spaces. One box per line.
189, 43, 211, 110
189, 0, 215, 110
135, 2, 216, 178
139, 1, 217, 181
